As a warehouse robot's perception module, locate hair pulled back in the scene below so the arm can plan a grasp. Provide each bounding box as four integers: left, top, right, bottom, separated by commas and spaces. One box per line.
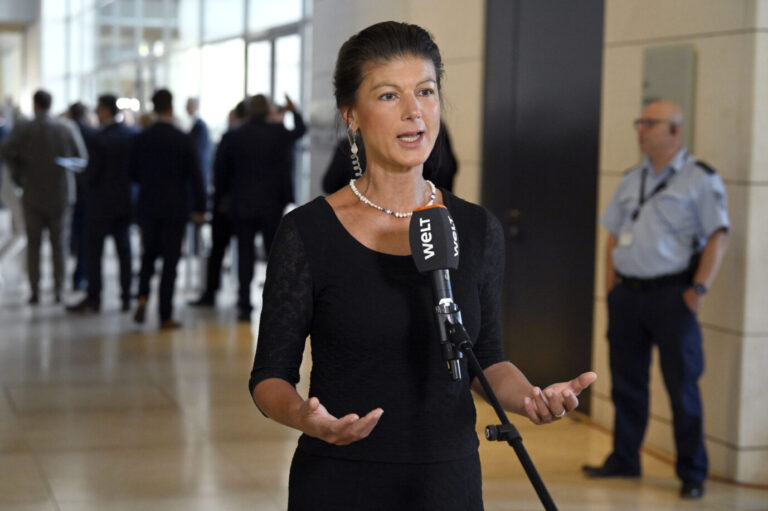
333, 21, 444, 113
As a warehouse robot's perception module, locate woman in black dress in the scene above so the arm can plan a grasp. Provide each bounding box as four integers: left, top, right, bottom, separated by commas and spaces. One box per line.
249, 21, 596, 510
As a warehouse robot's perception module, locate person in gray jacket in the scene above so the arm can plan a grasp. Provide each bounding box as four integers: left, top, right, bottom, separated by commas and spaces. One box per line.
0, 90, 88, 304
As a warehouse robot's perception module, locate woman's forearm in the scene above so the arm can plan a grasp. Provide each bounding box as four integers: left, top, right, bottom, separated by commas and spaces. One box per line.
252, 378, 306, 431
471, 361, 534, 416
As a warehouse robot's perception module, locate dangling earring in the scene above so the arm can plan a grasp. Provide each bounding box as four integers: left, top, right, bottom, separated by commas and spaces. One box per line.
348, 129, 363, 178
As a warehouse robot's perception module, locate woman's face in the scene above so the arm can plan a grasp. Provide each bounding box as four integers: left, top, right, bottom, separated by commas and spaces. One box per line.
345, 55, 440, 173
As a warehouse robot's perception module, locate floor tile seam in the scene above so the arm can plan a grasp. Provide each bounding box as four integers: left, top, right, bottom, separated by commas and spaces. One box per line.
27, 444, 63, 511
1, 383, 20, 415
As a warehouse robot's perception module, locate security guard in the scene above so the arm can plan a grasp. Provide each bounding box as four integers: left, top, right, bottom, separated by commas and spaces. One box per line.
583, 101, 730, 500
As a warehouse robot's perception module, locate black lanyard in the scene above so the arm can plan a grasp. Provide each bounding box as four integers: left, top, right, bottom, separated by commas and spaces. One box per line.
631, 166, 675, 221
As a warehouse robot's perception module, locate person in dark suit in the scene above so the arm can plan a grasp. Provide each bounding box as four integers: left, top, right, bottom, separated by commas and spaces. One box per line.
189, 100, 248, 307
216, 94, 306, 321
0, 90, 88, 304
131, 88, 206, 329
66, 102, 99, 292
186, 97, 211, 192
67, 94, 137, 313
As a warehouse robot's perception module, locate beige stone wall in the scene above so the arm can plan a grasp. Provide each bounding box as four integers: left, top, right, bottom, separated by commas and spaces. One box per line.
309, 0, 485, 203
592, 0, 768, 484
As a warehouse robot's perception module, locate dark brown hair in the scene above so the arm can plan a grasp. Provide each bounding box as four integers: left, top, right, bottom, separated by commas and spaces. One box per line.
333, 21, 444, 112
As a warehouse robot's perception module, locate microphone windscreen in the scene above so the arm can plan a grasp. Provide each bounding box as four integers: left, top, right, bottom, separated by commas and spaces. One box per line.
409, 205, 459, 272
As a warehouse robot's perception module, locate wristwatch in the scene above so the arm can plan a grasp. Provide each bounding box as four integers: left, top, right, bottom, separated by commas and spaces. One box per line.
692, 282, 708, 296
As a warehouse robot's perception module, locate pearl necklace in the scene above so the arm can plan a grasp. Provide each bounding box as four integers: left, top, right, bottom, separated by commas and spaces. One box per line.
349, 179, 437, 218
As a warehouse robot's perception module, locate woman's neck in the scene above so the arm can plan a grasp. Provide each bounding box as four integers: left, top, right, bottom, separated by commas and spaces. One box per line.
354, 165, 429, 212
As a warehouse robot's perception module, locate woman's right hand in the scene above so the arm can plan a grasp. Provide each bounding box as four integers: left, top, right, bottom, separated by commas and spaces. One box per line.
298, 397, 383, 446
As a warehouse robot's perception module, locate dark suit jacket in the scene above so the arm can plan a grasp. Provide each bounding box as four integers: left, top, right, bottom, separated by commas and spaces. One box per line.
86, 122, 138, 220
74, 120, 100, 203
216, 112, 306, 219
131, 121, 206, 224
189, 117, 210, 187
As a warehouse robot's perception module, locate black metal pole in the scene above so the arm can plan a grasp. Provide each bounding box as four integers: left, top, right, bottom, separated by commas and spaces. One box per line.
454, 328, 558, 511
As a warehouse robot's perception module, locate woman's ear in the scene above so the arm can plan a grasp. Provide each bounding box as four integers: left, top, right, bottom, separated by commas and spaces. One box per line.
342, 107, 357, 131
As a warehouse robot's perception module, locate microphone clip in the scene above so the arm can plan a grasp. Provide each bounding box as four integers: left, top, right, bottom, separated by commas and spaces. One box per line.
434, 299, 471, 381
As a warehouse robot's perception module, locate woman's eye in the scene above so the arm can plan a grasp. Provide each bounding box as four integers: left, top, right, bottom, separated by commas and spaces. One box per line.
418, 88, 435, 97
379, 92, 397, 101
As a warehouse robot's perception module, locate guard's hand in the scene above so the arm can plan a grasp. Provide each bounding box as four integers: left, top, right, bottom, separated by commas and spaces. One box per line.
523, 371, 597, 425
298, 397, 383, 446
682, 288, 701, 313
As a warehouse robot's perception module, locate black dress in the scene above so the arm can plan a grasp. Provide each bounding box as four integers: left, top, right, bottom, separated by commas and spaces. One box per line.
249, 191, 506, 510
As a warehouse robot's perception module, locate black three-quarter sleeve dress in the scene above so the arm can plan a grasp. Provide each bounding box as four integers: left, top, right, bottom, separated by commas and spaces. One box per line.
249, 190, 507, 511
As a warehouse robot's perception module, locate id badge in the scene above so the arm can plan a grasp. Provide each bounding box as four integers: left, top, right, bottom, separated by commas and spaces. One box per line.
619, 231, 634, 246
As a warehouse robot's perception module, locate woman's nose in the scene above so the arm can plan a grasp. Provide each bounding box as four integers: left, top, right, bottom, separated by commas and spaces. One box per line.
401, 94, 421, 121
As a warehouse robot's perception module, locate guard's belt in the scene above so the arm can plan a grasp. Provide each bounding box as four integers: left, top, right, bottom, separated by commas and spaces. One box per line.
617, 271, 690, 291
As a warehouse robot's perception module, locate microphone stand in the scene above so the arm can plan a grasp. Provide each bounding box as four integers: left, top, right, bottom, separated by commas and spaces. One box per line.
435, 298, 559, 511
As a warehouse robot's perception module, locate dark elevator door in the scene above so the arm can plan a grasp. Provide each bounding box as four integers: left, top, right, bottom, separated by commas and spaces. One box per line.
482, 1, 604, 411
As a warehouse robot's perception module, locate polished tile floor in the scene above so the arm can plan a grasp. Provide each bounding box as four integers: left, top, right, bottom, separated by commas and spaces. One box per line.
0, 255, 766, 510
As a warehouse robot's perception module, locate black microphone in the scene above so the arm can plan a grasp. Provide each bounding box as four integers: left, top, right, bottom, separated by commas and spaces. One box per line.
410, 205, 464, 380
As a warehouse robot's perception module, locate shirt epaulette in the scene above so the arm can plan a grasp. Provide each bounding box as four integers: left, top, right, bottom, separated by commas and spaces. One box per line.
694, 160, 717, 175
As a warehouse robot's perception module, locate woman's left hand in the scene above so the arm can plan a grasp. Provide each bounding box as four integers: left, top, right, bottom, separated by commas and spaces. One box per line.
523, 371, 597, 425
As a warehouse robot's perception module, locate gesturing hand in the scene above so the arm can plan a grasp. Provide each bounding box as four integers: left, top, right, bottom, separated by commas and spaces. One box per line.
523, 371, 597, 425
299, 397, 383, 446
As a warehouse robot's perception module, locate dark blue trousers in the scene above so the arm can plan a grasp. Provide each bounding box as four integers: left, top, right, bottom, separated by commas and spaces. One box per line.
606, 283, 708, 483
86, 214, 132, 306
137, 217, 186, 322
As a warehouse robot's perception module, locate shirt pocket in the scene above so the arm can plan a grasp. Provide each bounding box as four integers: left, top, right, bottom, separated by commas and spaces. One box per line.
653, 190, 696, 234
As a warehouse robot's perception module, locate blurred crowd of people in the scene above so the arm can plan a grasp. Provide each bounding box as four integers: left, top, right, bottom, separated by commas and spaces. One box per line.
0, 87, 309, 329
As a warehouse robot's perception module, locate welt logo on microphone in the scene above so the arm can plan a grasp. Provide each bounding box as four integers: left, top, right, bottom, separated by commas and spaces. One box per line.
409, 205, 459, 272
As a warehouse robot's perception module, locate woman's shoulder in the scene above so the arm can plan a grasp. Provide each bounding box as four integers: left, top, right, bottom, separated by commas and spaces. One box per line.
281, 196, 337, 239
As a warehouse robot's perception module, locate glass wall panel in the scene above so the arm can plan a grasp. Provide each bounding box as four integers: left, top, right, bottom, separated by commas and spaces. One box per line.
274, 34, 300, 106
117, 26, 136, 62
144, 27, 164, 57
82, 9, 96, 73
68, 0, 84, 16
117, 62, 138, 98
48, 78, 68, 113
118, 0, 138, 18
173, 0, 200, 50
246, 40, 271, 96
201, 38, 245, 140
144, 0, 167, 19
203, 0, 243, 41
42, 19, 67, 81
44, 0, 67, 20
69, 15, 83, 75
169, 47, 201, 120
249, 0, 302, 33
98, 25, 115, 63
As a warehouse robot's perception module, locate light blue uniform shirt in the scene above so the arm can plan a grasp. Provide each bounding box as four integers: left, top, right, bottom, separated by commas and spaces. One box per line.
601, 149, 730, 278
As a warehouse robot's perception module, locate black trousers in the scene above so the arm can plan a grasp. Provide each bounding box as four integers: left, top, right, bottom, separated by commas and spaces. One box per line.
70, 197, 88, 288
233, 210, 282, 313
201, 210, 233, 298
85, 214, 132, 306
288, 449, 483, 511
607, 283, 707, 483
137, 217, 186, 322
